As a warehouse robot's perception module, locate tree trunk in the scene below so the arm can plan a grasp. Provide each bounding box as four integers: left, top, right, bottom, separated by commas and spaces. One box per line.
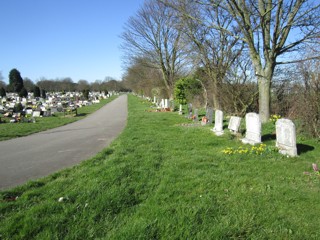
212, 80, 221, 110
258, 76, 271, 123
256, 64, 274, 123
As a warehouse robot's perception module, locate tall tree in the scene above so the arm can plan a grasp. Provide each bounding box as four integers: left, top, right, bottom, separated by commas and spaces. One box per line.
122, 57, 165, 96
0, 87, 6, 98
164, 0, 320, 122
0, 71, 5, 87
121, 0, 186, 98
171, 0, 243, 109
90, 80, 103, 92
0, 81, 6, 90
41, 89, 46, 99
9, 68, 24, 93
18, 87, 28, 98
223, 0, 320, 122
23, 78, 35, 92
33, 86, 41, 98
77, 80, 90, 92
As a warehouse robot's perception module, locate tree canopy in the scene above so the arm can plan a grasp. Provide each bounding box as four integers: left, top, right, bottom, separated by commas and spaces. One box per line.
9, 68, 24, 93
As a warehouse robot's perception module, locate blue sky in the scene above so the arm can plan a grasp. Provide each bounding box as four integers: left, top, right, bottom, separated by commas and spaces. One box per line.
0, 0, 145, 83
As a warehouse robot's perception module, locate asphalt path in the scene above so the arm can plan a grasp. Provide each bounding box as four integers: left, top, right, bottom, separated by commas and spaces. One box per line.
0, 95, 127, 190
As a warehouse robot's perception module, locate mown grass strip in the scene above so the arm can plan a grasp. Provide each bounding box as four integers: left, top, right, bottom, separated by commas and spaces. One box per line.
0, 96, 118, 141
0, 94, 319, 239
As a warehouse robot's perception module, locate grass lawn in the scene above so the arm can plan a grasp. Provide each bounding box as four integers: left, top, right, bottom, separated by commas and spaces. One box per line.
1, 94, 319, 239
0, 96, 117, 141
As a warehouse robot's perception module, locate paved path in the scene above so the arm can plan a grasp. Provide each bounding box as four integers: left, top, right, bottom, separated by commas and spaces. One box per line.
0, 95, 127, 190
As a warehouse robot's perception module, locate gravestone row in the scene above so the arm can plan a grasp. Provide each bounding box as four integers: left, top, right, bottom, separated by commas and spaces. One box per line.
145, 96, 298, 157
209, 110, 297, 157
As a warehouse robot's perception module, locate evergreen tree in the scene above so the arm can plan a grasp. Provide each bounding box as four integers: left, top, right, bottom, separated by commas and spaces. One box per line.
13, 102, 23, 113
9, 68, 24, 93
0, 87, 6, 98
18, 87, 28, 98
82, 89, 90, 100
41, 89, 46, 99
34, 86, 41, 97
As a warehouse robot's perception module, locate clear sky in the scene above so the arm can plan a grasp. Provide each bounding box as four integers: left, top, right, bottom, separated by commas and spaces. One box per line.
0, 0, 145, 84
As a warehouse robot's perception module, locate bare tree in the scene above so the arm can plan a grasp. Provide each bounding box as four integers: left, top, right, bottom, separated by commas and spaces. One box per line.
36, 78, 57, 92
123, 57, 165, 97
90, 80, 103, 92
0, 71, 5, 83
222, 52, 259, 115
77, 80, 90, 92
294, 53, 320, 137
0, 80, 6, 89
222, 0, 320, 122
23, 78, 35, 92
60, 78, 76, 92
171, 0, 244, 109
121, 0, 187, 98
163, 0, 319, 121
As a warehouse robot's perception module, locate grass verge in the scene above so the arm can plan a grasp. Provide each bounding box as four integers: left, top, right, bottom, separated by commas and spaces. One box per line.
1, 94, 319, 239
0, 96, 118, 141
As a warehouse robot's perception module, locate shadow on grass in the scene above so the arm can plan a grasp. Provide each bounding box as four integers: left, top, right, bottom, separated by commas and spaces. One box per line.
262, 133, 276, 141
297, 143, 314, 155
76, 113, 89, 117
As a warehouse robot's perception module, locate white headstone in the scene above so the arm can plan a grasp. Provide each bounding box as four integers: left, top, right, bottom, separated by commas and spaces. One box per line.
211, 110, 224, 136
228, 116, 242, 134
276, 119, 297, 157
32, 111, 41, 117
160, 99, 165, 108
164, 99, 169, 109
241, 113, 261, 145
179, 104, 183, 115
26, 109, 33, 115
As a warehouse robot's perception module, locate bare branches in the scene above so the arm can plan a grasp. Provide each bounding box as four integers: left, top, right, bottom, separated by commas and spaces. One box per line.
121, 0, 187, 96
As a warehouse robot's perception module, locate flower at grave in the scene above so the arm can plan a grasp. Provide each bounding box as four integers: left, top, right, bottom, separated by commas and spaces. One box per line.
270, 114, 281, 123
222, 144, 271, 156
312, 163, 319, 172
201, 116, 208, 123
222, 147, 234, 155
304, 164, 320, 177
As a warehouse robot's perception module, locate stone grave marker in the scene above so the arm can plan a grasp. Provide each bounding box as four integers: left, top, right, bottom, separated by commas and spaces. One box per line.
276, 118, 297, 157
51, 107, 58, 113
32, 111, 41, 117
179, 104, 183, 115
206, 108, 214, 124
42, 111, 52, 117
193, 109, 199, 122
241, 112, 261, 145
164, 99, 170, 109
160, 99, 165, 108
228, 116, 242, 134
187, 103, 193, 119
25, 109, 33, 115
211, 110, 224, 136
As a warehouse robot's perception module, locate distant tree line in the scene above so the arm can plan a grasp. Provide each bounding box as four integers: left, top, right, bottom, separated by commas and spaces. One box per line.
0, 70, 129, 99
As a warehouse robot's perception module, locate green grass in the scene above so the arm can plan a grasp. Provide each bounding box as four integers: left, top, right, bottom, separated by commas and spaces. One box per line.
1, 95, 320, 239
0, 96, 117, 141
